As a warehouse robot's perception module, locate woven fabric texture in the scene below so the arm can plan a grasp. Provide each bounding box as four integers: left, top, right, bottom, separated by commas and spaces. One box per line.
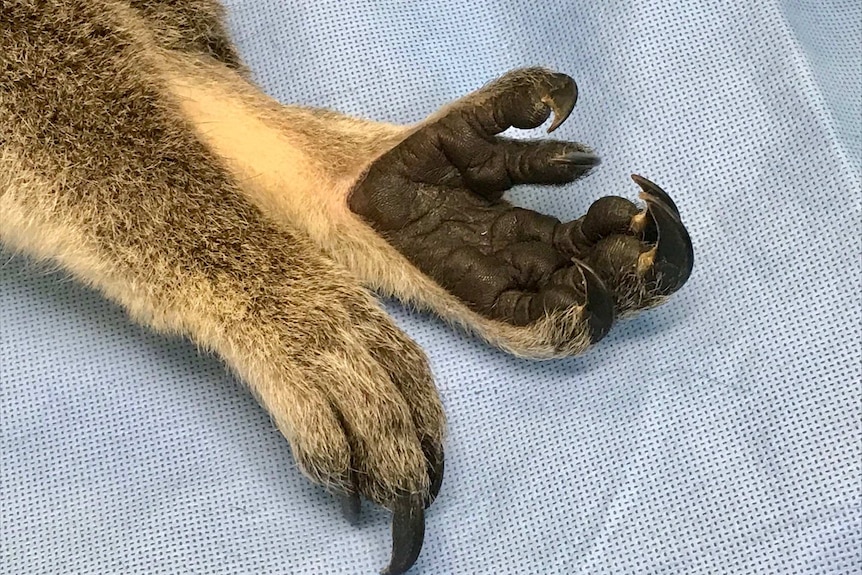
2, 1, 860, 573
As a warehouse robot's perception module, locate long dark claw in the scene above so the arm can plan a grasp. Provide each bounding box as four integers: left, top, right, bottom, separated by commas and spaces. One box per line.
573, 259, 615, 343
631, 175, 694, 295
545, 74, 578, 133
381, 494, 425, 575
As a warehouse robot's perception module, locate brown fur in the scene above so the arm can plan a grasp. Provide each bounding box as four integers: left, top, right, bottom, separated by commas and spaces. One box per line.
1, 0, 445, 507
0, 0, 605, 522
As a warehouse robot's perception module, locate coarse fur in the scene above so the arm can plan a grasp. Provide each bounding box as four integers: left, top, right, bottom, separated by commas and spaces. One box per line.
2, 0, 449, 510
0, 1, 693, 572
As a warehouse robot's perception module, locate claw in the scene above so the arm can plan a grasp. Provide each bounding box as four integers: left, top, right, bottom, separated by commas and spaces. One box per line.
339, 468, 363, 525
550, 151, 601, 168
544, 75, 578, 133
573, 259, 615, 343
630, 175, 694, 295
631, 173, 681, 220
381, 494, 425, 575
339, 490, 362, 526
425, 446, 445, 509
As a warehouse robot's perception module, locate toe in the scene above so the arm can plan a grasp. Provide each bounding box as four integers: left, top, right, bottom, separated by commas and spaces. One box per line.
463, 68, 579, 135
581, 196, 641, 243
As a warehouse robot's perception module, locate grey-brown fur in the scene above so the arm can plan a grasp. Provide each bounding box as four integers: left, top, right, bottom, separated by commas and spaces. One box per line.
0, 1, 692, 572
128, 0, 244, 69
2, 0, 440, 511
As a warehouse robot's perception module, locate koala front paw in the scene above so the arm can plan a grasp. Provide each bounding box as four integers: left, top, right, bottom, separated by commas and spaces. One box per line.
349, 68, 693, 357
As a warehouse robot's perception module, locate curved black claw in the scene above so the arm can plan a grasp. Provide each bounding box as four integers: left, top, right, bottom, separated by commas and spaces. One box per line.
632, 175, 694, 295
545, 74, 578, 133
381, 495, 425, 575
574, 259, 615, 343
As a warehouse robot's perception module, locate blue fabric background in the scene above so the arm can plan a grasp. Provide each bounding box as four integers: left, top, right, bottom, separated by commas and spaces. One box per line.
2, 1, 860, 573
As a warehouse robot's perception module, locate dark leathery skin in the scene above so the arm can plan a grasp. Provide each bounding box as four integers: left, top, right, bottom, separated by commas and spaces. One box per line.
349, 68, 693, 337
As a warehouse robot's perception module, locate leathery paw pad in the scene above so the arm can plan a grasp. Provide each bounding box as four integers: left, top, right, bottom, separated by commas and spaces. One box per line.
349, 68, 693, 357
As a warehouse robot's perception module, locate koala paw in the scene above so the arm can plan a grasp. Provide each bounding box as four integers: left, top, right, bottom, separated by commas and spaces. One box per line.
349, 68, 693, 357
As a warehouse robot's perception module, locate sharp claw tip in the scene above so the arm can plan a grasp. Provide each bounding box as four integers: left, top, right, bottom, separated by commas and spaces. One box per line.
545, 78, 577, 133
631, 173, 655, 193
630, 174, 682, 219
546, 116, 566, 133
554, 151, 600, 167
383, 495, 425, 575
